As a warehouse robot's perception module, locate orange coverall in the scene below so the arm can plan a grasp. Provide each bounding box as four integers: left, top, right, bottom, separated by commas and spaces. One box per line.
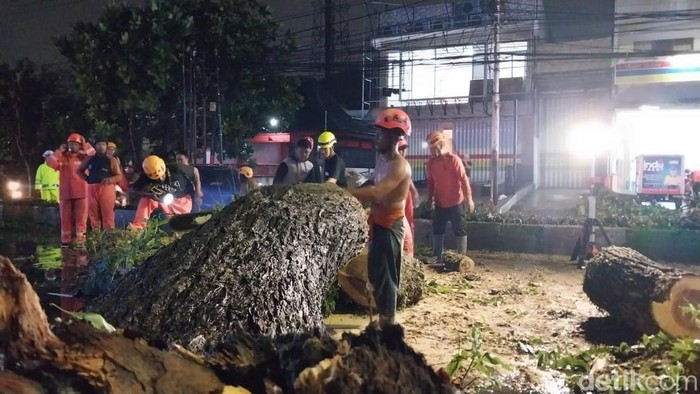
80, 155, 123, 230
130, 167, 194, 230
46, 144, 95, 244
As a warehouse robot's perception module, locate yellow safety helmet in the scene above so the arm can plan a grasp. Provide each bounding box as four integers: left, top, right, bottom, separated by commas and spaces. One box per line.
239, 166, 254, 179
317, 131, 337, 148
142, 155, 166, 180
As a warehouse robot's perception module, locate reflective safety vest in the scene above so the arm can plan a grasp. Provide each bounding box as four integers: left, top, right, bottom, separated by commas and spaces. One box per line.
35, 163, 60, 190
281, 157, 313, 185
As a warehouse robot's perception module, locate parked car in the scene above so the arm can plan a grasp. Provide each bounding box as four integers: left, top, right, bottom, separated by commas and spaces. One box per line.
196, 165, 240, 211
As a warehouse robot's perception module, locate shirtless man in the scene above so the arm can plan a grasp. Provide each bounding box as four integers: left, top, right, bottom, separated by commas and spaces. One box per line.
349, 108, 412, 326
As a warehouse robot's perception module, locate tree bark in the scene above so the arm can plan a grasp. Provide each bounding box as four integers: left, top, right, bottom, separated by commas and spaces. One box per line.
89, 183, 369, 350
337, 246, 424, 310
583, 246, 700, 338
0, 256, 456, 394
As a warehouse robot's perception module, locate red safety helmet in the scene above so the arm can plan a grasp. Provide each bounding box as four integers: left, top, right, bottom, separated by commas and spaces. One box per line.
374, 108, 411, 136
67, 132, 84, 145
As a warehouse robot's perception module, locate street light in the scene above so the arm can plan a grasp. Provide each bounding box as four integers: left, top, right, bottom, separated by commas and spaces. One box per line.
269, 117, 279, 128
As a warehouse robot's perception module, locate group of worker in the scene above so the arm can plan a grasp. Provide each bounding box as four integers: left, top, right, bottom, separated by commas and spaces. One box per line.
261, 108, 473, 327
40, 132, 205, 247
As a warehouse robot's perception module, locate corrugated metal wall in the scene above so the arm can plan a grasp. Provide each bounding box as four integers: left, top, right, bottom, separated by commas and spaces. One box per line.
405, 117, 517, 184
537, 91, 612, 188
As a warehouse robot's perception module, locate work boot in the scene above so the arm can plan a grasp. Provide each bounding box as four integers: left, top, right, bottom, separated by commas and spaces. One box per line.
433, 234, 444, 261
456, 235, 468, 255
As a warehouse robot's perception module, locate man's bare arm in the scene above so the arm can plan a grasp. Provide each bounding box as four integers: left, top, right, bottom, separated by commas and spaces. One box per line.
193, 167, 203, 198
350, 160, 408, 203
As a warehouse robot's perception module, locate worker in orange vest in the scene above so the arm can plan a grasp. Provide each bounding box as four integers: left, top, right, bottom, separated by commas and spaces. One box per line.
46, 132, 95, 247
78, 140, 123, 230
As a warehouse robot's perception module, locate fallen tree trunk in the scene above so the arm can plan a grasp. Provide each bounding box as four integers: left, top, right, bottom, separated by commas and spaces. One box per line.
583, 246, 700, 338
0, 256, 456, 394
88, 183, 369, 350
337, 246, 424, 310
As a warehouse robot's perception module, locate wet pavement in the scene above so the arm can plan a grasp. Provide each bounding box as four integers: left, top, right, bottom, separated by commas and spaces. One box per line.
0, 224, 87, 321
510, 188, 588, 217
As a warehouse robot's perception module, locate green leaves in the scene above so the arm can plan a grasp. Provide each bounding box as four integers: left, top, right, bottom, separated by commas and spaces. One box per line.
56, 0, 301, 159
51, 303, 116, 333
447, 326, 511, 389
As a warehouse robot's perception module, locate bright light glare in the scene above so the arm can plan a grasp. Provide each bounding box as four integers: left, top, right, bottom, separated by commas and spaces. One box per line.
568, 123, 615, 158
269, 117, 279, 128
421, 141, 429, 149
162, 193, 174, 206
669, 54, 700, 69
638, 105, 660, 111
7, 181, 20, 191
10, 190, 22, 199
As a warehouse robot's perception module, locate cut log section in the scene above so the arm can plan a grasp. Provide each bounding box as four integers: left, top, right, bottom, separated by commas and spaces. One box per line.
441, 250, 476, 273
337, 246, 424, 309
0, 256, 457, 394
583, 246, 700, 338
88, 183, 369, 349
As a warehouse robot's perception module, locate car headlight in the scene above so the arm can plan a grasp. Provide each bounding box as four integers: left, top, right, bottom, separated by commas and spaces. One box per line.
10, 190, 22, 199
7, 181, 20, 191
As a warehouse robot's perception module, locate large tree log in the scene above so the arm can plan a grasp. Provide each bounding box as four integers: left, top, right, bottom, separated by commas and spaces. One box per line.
0, 256, 457, 394
88, 183, 369, 349
338, 246, 425, 310
583, 246, 700, 338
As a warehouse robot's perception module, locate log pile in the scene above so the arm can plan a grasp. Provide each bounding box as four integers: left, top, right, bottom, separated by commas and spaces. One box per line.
583, 246, 700, 338
88, 183, 369, 350
0, 256, 457, 393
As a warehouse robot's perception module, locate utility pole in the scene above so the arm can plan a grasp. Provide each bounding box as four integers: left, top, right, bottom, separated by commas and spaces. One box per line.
324, 0, 334, 78
490, 0, 501, 211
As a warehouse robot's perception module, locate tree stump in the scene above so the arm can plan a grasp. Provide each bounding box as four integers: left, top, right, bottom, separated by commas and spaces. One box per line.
0, 256, 457, 394
441, 250, 475, 273
337, 246, 424, 310
583, 246, 700, 338
89, 183, 369, 350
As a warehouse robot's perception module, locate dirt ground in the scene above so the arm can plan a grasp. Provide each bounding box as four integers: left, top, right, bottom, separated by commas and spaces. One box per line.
326, 250, 622, 392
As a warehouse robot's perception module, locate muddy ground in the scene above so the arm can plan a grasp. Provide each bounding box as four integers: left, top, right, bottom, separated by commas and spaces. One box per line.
326, 249, 661, 393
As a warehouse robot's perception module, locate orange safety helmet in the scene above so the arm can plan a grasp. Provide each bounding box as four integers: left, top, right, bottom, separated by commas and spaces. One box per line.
426, 130, 445, 147
375, 108, 411, 136
239, 166, 254, 179
107, 142, 117, 150
67, 132, 84, 145
142, 155, 166, 180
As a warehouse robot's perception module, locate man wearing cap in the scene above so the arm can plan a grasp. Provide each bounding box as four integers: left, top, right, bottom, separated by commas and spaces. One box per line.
273, 137, 314, 185
35, 150, 60, 203
425, 130, 474, 259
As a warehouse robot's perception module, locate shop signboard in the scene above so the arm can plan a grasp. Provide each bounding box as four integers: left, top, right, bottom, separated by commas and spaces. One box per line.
635, 155, 685, 196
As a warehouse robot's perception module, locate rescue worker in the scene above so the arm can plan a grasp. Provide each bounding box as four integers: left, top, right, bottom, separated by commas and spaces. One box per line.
35, 150, 60, 203
305, 131, 347, 187
348, 108, 412, 327
106, 142, 120, 164
397, 138, 420, 257
46, 132, 96, 247
273, 137, 314, 185
175, 151, 203, 212
129, 155, 193, 230
238, 166, 259, 197
691, 168, 700, 197
78, 140, 123, 230
425, 130, 474, 259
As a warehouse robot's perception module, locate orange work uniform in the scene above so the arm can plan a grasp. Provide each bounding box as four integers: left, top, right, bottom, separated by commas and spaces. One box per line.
84, 154, 123, 230
130, 164, 194, 230
46, 144, 95, 244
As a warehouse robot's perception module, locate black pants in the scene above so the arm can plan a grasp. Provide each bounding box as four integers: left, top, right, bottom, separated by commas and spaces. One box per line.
433, 203, 468, 236
368, 218, 404, 317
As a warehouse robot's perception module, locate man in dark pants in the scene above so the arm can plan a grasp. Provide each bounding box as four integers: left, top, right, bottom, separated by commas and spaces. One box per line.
425, 130, 474, 259
349, 108, 412, 327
